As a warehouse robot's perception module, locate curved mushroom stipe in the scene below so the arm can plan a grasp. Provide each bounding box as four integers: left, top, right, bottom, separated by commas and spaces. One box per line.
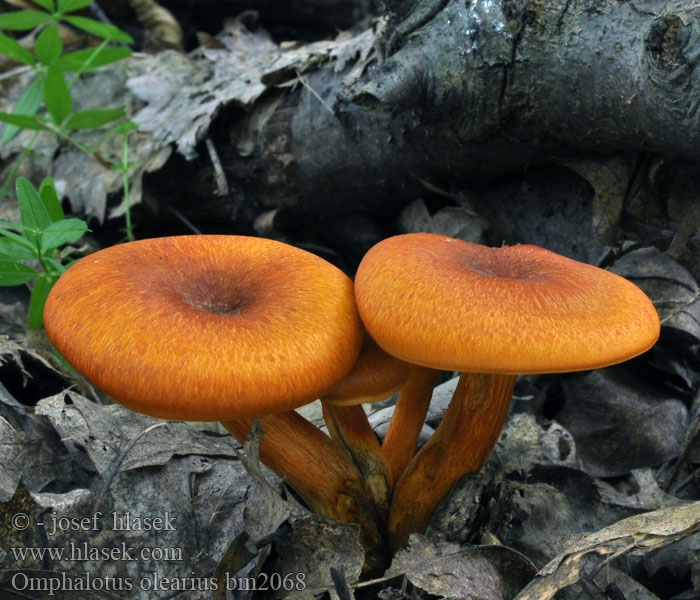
321, 333, 408, 502
387, 372, 516, 551
222, 413, 388, 573
381, 364, 440, 485
322, 402, 392, 508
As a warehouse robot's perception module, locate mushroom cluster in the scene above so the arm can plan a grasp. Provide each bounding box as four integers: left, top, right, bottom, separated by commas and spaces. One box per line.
43, 232, 661, 573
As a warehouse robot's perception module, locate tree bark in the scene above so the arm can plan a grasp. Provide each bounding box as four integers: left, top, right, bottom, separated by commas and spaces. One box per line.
151, 0, 700, 246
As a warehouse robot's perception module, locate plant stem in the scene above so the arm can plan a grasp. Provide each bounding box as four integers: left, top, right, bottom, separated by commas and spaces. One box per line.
120, 130, 134, 241
67, 39, 110, 89
0, 131, 41, 197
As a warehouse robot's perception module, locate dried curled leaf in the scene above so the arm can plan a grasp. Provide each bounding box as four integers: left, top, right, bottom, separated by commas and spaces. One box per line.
35, 392, 238, 475
559, 156, 633, 245
514, 500, 700, 600
129, 22, 376, 161
398, 197, 488, 244
1, 388, 257, 599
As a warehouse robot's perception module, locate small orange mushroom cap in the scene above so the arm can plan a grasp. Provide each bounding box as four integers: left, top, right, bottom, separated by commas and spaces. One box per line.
323, 334, 410, 406
355, 233, 660, 374
44, 236, 364, 420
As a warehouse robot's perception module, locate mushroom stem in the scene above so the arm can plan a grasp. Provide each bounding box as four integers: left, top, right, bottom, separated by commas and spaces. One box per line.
322, 402, 392, 507
382, 365, 440, 485
387, 372, 517, 552
222, 412, 389, 572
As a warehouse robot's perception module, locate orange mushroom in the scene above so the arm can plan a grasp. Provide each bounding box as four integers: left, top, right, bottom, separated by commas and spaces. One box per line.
321, 334, 409, 506
322, 334, 409, 407
355, 233, 661, 551
380, 364, 440, 485
43, 235, 388, 563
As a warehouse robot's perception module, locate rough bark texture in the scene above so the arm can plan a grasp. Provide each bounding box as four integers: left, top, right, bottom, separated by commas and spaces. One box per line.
148, 0, 700, 257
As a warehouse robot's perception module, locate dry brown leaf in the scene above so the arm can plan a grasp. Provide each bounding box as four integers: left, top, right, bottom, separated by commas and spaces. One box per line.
385, 535, 536, 600
558, 369, 688, 477
559, 156, 633, 245
1, 385, 259, 599
34, 392, 238, 476
514, 500, 700, 600
613, 247, 700, 341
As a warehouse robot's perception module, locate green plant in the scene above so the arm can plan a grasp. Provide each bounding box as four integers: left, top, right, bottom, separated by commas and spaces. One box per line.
108, 120, 139, 241
0, 176, 88, 330
0, 0, 137, 238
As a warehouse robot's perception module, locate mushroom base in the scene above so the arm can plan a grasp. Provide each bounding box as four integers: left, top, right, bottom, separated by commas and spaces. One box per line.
322, 401, 392, 508
386, 372, 517, 552
222, 412, 390, 575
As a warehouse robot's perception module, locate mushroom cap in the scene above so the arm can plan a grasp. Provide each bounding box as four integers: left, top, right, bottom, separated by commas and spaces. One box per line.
354, 233, 660, 374
44, 235, 364, 420
323, 334, 410, 406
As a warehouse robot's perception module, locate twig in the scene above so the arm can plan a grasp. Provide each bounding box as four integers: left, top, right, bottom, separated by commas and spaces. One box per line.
295, 69, 336, 116
88, 2, 113, 26
205, 136, 230, 197
330, 564, 354, 600
658, 289, 700, 325
0, 64, 32, 83
169, 206, 203, 235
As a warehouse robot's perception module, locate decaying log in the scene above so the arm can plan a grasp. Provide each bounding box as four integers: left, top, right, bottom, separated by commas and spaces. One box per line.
147, 0, 700, 245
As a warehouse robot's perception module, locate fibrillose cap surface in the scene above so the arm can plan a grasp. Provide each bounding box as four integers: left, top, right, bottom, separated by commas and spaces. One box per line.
44, 235, 364, 420
354, 233, 660, 375
323, 334, 410, 406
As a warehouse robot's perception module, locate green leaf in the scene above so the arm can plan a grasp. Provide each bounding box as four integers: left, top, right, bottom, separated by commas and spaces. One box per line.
0, 111, 48, 132
33, 0, 56, 12
28, 274, 56, 329
0, 220, 35, 232
16, 177, 52, 232
0, 237, 36, 260
0, 75, 45, 142
61, 16, 133, 44
0, 32, 35, 66
0, 227, 39, 255
56, 46, 131, 71
64, 108, 124, 131
34, 25, 62, 65
0, 261, 39, 286
0, 10, 53, 31
40, 218, 88, 251
57, 0, 95, 13
39, 178, 65, 222
44, 64, 71, 124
